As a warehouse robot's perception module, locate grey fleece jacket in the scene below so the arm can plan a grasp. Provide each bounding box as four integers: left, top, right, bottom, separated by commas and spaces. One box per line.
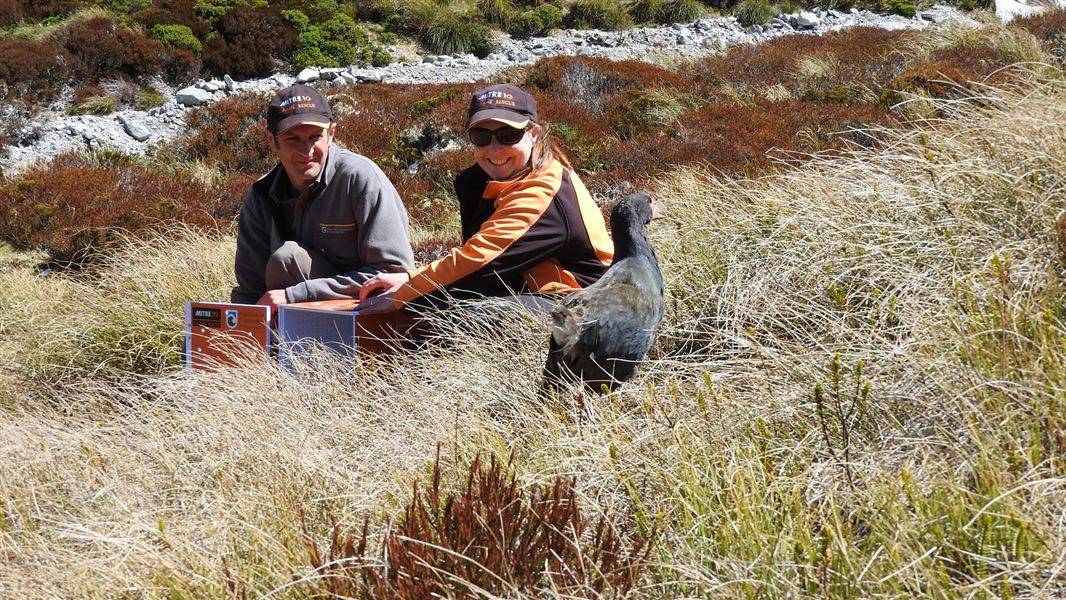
231, 144, 414, 304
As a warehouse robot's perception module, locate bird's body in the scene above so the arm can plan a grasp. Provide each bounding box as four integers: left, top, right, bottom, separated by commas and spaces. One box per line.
543, 192, 664, 393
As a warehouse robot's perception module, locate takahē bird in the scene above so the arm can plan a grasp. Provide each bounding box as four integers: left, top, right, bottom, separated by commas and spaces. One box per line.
542, 191, 665, 394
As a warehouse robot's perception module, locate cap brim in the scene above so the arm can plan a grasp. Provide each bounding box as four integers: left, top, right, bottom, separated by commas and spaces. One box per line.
467, 109, 531, 129
273, 115, 332, 135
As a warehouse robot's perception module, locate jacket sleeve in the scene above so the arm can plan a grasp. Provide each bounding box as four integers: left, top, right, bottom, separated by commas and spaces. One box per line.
230, 188, 272, 304
285, 157, 415, 303
394, 167, 562, 305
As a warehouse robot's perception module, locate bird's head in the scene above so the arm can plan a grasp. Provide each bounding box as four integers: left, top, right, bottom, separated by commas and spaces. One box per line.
611, 191, 664, 228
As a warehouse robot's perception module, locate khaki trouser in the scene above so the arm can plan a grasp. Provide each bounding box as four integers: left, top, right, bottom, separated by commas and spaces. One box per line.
264, 240, 341, 291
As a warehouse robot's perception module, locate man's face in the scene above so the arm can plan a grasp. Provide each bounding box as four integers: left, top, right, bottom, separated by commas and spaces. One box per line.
268, 123, 335, 191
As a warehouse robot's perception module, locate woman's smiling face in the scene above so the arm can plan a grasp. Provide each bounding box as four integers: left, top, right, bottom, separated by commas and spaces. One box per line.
471, 120, 539, 181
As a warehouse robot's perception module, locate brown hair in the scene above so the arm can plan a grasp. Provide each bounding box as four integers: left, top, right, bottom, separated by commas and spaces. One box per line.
530, 123, 572, 173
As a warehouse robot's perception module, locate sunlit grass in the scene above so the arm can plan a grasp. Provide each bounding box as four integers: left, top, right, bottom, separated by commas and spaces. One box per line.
1, 65, 1065, 597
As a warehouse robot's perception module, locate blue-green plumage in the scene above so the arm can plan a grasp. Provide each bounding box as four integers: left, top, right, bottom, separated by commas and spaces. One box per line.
543, 192, 664, 393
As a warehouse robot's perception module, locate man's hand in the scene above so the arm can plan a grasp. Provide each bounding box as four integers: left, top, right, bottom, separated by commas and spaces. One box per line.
356, 291, 400, 315
257, 289, 289, 315
358, 272, 410, 301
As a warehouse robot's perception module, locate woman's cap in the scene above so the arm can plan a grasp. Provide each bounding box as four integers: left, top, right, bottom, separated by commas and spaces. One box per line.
267, 85, 334, 135
466, 84, 538, 129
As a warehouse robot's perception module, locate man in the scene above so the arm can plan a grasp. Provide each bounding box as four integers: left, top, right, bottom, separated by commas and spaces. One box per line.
231, 84, 414, 311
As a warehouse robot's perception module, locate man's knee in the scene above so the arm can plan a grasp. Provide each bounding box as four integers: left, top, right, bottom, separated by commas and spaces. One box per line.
265, 241, 313, 289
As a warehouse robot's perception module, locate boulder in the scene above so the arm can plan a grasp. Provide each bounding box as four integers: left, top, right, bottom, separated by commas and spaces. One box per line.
795, 11, 821, 27
224, 74, 236, 91
118, 116, 151, 142
296, 68, 320, 83
176, 86, 214, 107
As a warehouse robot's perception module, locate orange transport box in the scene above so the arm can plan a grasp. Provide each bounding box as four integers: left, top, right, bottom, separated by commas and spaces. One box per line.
185, 299, 413, 371
276, 299, 414, 368
184, 302, 272, 370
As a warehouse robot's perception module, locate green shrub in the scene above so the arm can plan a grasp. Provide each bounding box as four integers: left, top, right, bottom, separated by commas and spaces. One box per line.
564, 0, 633, 30
660, 0, 702, 22
291, 43, 332, 69
881, 0, 916, 17
296, 0, 343, 21
134, 88, 167, 110
99, 0, 152, 13
150, 23, 203, 55
509, 4, 562, 37
370, 46, 392, 66
948, 0, 992, 9
733, 0, 773, 26
479, 0, 515, 26
355, 0, 400, 22
291, 13, 372, 68
193, 0, 266, 23
404, 0, 494, 56
626, 0, 662, 23
281, 8, 311, 30
132, 3, 212, 39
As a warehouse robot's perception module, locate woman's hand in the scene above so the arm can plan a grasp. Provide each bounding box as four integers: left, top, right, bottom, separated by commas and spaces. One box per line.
359, 271, 410, 300
356, 291, 400, 314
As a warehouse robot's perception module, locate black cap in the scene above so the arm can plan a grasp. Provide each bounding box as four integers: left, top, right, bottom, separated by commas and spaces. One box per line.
267, 85, 334, 135
466, 83, 538, 129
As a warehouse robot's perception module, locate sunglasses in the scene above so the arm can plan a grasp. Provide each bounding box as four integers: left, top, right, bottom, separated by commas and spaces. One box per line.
468, 125, 530, 147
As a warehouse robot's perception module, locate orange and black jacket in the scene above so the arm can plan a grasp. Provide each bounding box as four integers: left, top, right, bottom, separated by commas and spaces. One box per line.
394, 159, 614, 306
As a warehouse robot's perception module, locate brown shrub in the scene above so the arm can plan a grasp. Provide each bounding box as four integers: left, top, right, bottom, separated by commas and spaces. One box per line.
58, 17, 164, 82
0, 153, 251, 265
4, 0, 77, 21
202, 5, 297, 79
925, 45, 1018, 81
523, 55, 694, 113
412, 234, 460, 264
159, 46, 201, 84
131, 0, 211, 39
177, 93, 275, 175
600, 100, 893, 178
296, 449, 655, 598
0, 37, 71, 104
1010, 6, 1066, 43
683, 27, 917, 97
887, 47, 1016, 102
391, 149, 470, 226
331, 83, 474, 161
0, 0, 22, 26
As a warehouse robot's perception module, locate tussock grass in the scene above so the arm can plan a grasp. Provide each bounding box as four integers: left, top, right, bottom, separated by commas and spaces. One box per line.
2, 66, 1066, 597
0, 224, 234, 385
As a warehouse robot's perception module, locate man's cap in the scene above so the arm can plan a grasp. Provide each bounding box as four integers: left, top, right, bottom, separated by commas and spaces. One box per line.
466, 83, 538, 129
267, 85, 334, 134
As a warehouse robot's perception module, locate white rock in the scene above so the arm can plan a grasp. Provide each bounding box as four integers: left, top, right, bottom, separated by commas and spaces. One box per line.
796, 11, 821, 27
118, 116, 151, 142
296, 68, 320, 83
224, 74, 236, 91
176, 86, 214, 107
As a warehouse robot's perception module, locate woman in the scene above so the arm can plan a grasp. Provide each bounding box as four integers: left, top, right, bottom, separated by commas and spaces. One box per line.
357, 83, 614, 314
